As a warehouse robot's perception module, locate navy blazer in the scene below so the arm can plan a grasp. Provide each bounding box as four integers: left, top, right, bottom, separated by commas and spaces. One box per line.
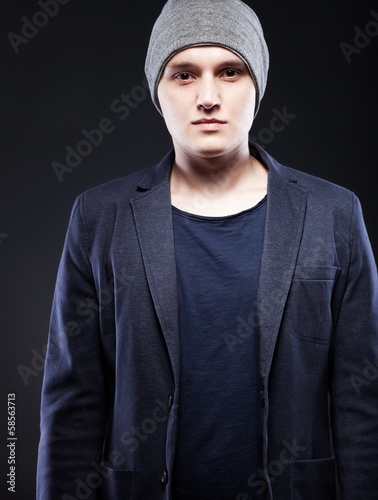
37, 144, 378, 499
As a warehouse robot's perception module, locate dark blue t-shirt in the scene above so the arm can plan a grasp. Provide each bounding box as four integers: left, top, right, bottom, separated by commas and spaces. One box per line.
171, 197, 267, 500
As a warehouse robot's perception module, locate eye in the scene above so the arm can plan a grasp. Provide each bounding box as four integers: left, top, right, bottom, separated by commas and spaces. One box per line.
223, 69, 240, 78
175, 73, 192, 81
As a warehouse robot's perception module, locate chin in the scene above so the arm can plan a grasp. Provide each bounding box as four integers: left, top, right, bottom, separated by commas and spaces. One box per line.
189, 137, 232, 158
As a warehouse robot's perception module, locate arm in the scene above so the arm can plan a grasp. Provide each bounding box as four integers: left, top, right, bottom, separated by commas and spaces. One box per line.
330, 194, 378, 499
36, 195, 107, 499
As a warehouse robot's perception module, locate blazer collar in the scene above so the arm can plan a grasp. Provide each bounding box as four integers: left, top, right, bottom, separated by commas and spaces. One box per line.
136, 149, 174, 192
135, 143, 300, 191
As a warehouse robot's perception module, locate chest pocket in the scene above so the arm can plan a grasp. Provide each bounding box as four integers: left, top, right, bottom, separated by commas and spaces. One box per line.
283, 266, 340, 344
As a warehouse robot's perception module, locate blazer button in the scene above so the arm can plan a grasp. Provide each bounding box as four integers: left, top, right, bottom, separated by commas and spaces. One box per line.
161, 469, 168, 484
167, 394, 173, 410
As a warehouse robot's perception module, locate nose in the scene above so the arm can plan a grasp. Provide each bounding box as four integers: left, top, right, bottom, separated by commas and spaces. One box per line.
196, 76, 220, 110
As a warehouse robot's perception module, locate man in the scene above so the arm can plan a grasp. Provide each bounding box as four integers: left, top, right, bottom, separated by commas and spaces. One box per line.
37, 0, 378, 499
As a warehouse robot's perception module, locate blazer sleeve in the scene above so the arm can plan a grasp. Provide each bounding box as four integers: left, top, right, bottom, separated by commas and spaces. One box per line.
36, 195, 107, 499
330, 193, 378, 499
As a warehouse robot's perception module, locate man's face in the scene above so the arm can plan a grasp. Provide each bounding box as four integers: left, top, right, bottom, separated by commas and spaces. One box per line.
157, 46, 256, 161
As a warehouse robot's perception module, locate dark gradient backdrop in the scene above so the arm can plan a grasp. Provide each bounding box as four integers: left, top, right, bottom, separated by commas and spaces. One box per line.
1, 0, 377, 498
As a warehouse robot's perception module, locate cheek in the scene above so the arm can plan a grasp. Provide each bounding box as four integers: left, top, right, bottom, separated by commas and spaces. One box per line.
225, 82, 255, 111
157, 96, 185, 140
157, 83, 171, 116
233, 90, 256, 127
157, 86, 166, 115
159, 94, 189, 133
158, 87, 180, 119
243, 87, 256, 111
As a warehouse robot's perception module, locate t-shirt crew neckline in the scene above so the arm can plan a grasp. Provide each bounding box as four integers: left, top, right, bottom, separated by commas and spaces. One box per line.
171, 194, 267, 222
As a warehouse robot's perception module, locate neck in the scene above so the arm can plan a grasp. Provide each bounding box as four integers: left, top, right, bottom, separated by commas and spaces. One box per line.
170, 143, 268, 216
172, 143, 253, 189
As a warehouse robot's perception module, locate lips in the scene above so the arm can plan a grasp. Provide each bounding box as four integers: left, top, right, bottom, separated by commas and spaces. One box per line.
191, 118, 227, 131
192, 118, 227, 125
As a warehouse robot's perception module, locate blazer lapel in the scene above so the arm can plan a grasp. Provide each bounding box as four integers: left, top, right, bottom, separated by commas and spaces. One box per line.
255, 146, 308, 377
130, 151, 180, 386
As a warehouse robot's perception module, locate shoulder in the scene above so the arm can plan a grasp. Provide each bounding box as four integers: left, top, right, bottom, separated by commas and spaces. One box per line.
255, 144, 360, 228
74, 148, 174, 214
256, 143, 357, 210
286, 165, 354, 199
64, 164, 157, 240
284, 165, 359, 231
65, 149, 174, 241
80, 165, 153, 207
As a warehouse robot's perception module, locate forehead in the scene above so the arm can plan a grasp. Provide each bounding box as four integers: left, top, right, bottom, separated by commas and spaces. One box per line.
164, 45, 247, 69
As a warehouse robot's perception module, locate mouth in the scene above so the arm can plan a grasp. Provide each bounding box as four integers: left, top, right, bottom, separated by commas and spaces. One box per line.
192, 118, 227, 131
192, 119, 227, 125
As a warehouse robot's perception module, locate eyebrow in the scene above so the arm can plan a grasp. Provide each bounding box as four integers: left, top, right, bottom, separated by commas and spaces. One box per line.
165, 59, 246, 73
165, 62, 199, 72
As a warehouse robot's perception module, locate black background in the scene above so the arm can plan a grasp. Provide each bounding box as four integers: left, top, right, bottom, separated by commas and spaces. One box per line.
1, 0, 377, 498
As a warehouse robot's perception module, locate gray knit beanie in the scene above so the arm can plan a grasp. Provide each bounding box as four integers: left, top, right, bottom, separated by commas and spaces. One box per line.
145, 0, 269, 116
